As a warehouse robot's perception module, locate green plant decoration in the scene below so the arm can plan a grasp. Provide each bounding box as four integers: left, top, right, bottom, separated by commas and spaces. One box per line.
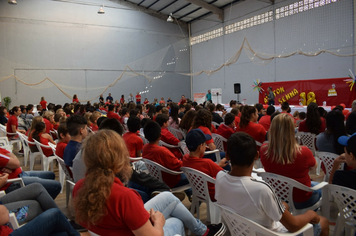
3, 97, 11, 110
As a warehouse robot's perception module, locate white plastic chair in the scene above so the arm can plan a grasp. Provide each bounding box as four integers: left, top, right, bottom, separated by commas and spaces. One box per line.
33, 139, 56, 171
212, 133, 227, 152
141, 158, 190, 192
215, 203, 314, 236
129, 157, 142, 162
49, 130, 58, 140
295, 132, 320, 175
316, 152, 340, 182
257, 172, 328, 215
158, 140, 186, 156
212, 121, 220, 128
0, 137, 13, 152
326, 184, 356, 236
181, 167, 221, 224
25, 138, 42, 171
17, 133, 29, 166
0, 125, 22, 150
167, 126, 184, 140
204, 149, 221, 164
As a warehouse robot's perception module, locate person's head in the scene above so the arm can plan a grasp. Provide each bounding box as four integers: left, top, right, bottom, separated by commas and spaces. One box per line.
0, 106, 7, 116
96, 116, 107, 128
143, 121, 161, 143
30, 116, 44, 131
89, 111, 101, 125
318, 107, 326, 118
186, 129, 211, 155
270, 111, 280, 122
181, 95, 185, 100
108, 104, 116, 112
121, 94, 124, 99
99, 118, 124, 136
255, 103, 263, 113
9, 106, 21, 116
179, 104, 185, 112
127, 116, 140, 133
192, 109, 212, 130
74, 130, 132, 226
66, 115, 88, 139
129, 109, 139, 117
207, 103, 216, 112
43, 110, 54, 122
293, 110, 299, 118
156, 114, 169, 128
267, 86, 272, 92
267, 113, 299, 164
41, 96, 45, 101
26, 104, 34, 113
120, 108, 128, 117
352, 100, 356, 112
57, 123, 70, 143
184, 103, 192, 112
230, 107, 239, 116
227, 132, 258, 167
281, 102, 289, 111
170, 103, 179, 122
224, 113, 236, 128
325, 110, 346, 155
54, 113, 62, 123
266, 106, 275, 116
195, 105, 203, 112
338, 133, 356, 167
179, 110, 196, 131
306, 102, 322, 134
161, 107, 169, 115
230, 100, 237, 108
73, 94, 77, 99
33, 122, 46, 141
239, 106, 258, 128
298, 112, 306, 120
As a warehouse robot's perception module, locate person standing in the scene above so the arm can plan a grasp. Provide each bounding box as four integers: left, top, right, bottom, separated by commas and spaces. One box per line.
136, 92, 142, 105
267, 87, 275, 105
128, 93, 134, 103
206, 90, 212, 102
106, 93, 113, 103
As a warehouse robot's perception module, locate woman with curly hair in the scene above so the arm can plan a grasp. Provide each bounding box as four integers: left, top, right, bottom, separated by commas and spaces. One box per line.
73, 130, 225, 236
236, 105, 266, 145
299, 102, 326, 135
192, 109, 216, 151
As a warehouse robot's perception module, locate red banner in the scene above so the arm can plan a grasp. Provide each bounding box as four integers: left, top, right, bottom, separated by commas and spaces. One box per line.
258, 78, 356, 107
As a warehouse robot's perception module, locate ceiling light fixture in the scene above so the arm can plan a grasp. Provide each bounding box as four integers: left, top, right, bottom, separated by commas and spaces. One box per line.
98, 5, 105, 14
167, 13, 174, 22
8, 0, 17, 4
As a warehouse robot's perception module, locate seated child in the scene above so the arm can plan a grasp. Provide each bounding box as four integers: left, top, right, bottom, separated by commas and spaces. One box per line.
215, 132, 329, 236
53, 113, 62, 130
216, 113, 236, 150
156, 114, 183, 159
182, 129, 227, 201
123, 116, 143, 157
55, 123, 70, 159
329, 133, 356, 189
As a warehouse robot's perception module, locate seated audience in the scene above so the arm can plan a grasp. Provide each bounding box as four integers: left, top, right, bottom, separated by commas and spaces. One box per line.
208, 103, 223, 125
0, 106, 7, 126
179, 110, 196, 133
106, 104, 120, 121
230, 107, 240, 127
73, 130, 225, 236
6, 106, 26, 139
258, 105, 275, 131
346, 111, 356, 135
216, 132, 328, 236
280, 102, 296, 126
32, 122, 56, 157
55, 123, 70, 159
216, 113, 235, 147
123, 116, 143, 157
168, 103, 181, 130
299, 102, 326, 135
42, 110, 55, 134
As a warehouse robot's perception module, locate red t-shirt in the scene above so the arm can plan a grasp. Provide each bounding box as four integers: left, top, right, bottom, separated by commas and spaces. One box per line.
142, 143, 182, 188
107, 111, 120, 121
143, 100, 149, 105
258, 115, 271, 131
40, 100, 47, 110
0, 225, 13, 236
89, 123, 99, 132
216, 124, 234, 150
236, 122, 266, 144
53, 124, 59, 130
123, 132, 143, 157
234, 116, 240, 128
298, 118, 326, 135
120, 98, 125, 104
260, 144, 316, 203
182, 154, 222, 201
39, 134, 53, 157
73, 98, 79, 103
135, 95, 141, 103
73, 177, 149, 236
6, 115, 17, 138
44, 118, 53, 134
55, 141, 68, 158
160, 128, 182, 159
0, 148, 22, 191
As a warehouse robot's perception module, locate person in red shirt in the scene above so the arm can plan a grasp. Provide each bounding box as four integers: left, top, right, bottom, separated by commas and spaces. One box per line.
230, 108, 240, 127
120, 94, 125, 104
299, 102, 326, 135
216, 113, 235, 151
72, 94, 79, 103
235, 105, 266, 145
260, 113, 321, 208
6, 106, 26, 139
32, 122, 55, 157
55, 123, 70, 159
258, 105, 275, 132
43, 110, 55, 134
182, 129, 227, 201
123, 116, 143, 157
88, 111, 101, 132
39, 96, 47, 111
281, 102, 296, 127
143, 98, 149, 105
179, 95, 187, 105
156, 114, 183, 159
191, 109, 216, 151
136, 92, 142, 105
106, 105, 120, 121
159, 97, 165, 106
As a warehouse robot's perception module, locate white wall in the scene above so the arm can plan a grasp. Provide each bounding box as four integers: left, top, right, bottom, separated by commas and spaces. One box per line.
0, 0, 190, 106
190, 0, 354, 105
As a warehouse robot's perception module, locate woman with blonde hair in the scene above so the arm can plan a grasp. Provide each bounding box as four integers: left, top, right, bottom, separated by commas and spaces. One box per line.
42, 110, 55, 134
260, 113, 321, 209
73, 130, 224, 236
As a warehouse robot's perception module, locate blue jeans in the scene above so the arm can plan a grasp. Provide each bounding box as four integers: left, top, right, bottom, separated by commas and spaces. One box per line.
294, 181, 322, 210
10, 208, 80, 236
144, 192, 207, 236
6, 171, 61, 200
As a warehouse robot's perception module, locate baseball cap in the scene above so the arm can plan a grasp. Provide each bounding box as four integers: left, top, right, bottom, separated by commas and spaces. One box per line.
338, 133, 356, 154
186, 129, 212, 151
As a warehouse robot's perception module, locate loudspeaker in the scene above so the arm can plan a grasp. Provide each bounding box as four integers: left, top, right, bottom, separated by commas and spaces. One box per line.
234, 83, 241, 94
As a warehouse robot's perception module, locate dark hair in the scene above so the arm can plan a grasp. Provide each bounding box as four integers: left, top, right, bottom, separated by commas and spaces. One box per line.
26, 104, 34, 112
140, 118, 150, 129
216, 104, 224, 111
127, 116, 141, 133
57, 123, 68, 140
184, 103, 192, 112
207, 103, 215, 112
33, 122, 46, 142
224, 113, 235, 125
270, 111, 280, 122
54, 113, 62, 123
345, 135, 356, 157
146, 105, 156, 119
99, 118, 124, 136
281, 102, 289, 111
144, 121, 161, 142
255, 103, 263, 112
179, 110, 196, 131
318, 107, 326, 118
229, 100, 237, 107
129, 109, 138, 117
227, 132, 257, 167
267, 106, 275, 116
169, 103, 179, 125
346, 111, 356, 135
66, 115, 88, 136
9, 106, 20, 115
325, 110, 346, 155
156, 114, 169, 127
179, 104, 185, 109
0, 106, 6, 116
239, 106, 256, 128
195, 105, 203, 112
230, 108, 239, 116
306, 102, 322, 135
108, 104, 115, 112
192, 109, 212, 130
156, 105, 163, 113
120, 108, 128, 117
96, 116, 107, 127
299, 112, 306, 120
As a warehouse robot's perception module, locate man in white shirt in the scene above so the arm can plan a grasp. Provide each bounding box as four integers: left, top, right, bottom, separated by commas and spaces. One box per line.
215, 132, 329, 236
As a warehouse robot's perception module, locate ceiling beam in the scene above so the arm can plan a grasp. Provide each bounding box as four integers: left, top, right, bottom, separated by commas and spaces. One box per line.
109, 0, 188, 30
184, 0, 223, 21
